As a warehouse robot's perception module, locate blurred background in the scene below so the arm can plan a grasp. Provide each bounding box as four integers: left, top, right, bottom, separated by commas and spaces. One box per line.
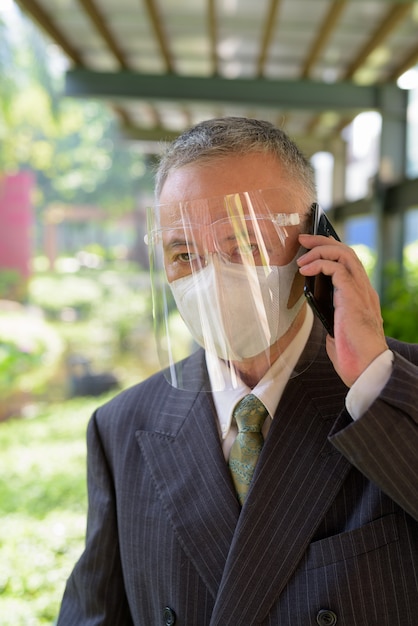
0, 3, 159, 622
1, 0, 418, 623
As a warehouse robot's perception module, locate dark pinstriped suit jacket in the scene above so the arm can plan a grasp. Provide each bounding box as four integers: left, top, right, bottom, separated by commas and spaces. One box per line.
57, 320, 418, 625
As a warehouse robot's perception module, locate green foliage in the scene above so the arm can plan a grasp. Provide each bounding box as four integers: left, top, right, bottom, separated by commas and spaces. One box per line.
0, 15, 16, 119
0, 339, 43, 387
28, 266, 152, 354
29, 273, 103, 319
351, 242, 418, 343
2, 260, 157, 421
350, 244, 376, 278
0, 7, 153, 221
381, 257, 418, 343
0, 269, 22, 299
0, 308, 63, 397
89, 268, 152, 350
0, 395, 114, 625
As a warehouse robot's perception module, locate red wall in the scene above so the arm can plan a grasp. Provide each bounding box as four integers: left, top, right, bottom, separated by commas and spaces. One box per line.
0, 171, 34, 279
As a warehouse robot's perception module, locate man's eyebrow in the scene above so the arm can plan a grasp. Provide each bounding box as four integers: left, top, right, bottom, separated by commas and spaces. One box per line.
162, 233, 197, 250
163, 237, 186, 249
216, 226, 254, 242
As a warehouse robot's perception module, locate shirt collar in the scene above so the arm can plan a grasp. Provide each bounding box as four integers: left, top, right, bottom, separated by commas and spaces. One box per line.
207, 306, 314, 439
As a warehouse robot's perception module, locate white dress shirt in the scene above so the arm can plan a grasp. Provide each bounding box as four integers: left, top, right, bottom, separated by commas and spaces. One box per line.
206, 308, 394, 460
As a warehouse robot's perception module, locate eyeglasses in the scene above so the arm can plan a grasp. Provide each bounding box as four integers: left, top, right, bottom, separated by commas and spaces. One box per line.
149, 212, 305, 279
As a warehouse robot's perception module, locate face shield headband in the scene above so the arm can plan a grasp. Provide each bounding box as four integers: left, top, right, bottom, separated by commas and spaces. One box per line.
146, 188, 317, 391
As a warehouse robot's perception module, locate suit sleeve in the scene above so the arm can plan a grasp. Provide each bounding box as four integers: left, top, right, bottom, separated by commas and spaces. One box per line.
56, 411, 134, 626
329, 351, 418, 522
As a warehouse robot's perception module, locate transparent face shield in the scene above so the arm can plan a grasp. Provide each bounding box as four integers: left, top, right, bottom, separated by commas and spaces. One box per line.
146, 188, 316, 391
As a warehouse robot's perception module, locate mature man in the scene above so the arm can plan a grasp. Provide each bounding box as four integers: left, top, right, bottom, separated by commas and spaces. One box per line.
57, 117, 418, 625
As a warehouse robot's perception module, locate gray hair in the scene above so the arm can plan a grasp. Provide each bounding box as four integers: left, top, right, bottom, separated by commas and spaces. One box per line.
155, 117, 317, 204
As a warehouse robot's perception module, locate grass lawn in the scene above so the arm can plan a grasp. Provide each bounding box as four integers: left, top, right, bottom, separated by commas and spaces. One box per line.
0, 393, 116, 625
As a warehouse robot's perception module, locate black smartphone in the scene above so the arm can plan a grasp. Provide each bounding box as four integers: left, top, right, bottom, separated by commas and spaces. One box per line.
303, 203, 341, 337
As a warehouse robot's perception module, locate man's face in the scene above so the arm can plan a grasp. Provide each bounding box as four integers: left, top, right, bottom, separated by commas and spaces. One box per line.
158, 152, 310, 283
149, 151, 315, 382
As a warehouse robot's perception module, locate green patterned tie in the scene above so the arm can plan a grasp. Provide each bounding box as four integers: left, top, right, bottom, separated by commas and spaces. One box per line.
228, 394, 268, 505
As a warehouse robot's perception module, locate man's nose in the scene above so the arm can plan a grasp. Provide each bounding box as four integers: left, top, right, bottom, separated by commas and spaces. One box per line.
201, 231, 217, 255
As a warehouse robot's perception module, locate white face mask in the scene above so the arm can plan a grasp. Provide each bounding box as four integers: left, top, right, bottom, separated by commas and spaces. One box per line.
169, 252, 305, 361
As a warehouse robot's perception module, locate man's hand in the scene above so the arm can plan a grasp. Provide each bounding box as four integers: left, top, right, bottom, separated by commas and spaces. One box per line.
297, 234, 388, 387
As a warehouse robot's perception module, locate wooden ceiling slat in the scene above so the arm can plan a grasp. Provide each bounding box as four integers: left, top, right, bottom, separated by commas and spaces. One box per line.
208, 0, 219, 76
301, 0, 348, 79
77, 0, 129, 69
142, 0, 174, 74
342, 3, 412, 80
14, 0, 418, 150
304, 3, 413, 140
388, 42, 418, 81
256, 0, 282, 78
14, 0, 84, 66
264, 0, 346, 135
111, 105, 134, 127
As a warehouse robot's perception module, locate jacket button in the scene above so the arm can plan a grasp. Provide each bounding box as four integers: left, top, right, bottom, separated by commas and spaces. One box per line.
316, 609, 338, 625
163, 606, 176, 625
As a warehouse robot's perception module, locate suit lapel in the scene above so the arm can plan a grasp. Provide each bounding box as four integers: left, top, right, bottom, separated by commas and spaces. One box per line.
136, 323, 355, 622
136, 350, 240, 599
210, 322, 354, 624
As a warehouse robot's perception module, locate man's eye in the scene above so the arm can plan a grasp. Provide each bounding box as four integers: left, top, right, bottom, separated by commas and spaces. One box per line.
230, 243, 258, 259
175, 252, 208, 268
177, 252, 196, 263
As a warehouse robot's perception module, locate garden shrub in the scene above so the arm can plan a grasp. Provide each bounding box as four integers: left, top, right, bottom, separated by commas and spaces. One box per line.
0, 306, 63, 403
381, 260, 418, 343
29, 274, 103, 319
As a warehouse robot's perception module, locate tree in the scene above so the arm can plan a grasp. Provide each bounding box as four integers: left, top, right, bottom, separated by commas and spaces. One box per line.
0, 4, 152, 228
